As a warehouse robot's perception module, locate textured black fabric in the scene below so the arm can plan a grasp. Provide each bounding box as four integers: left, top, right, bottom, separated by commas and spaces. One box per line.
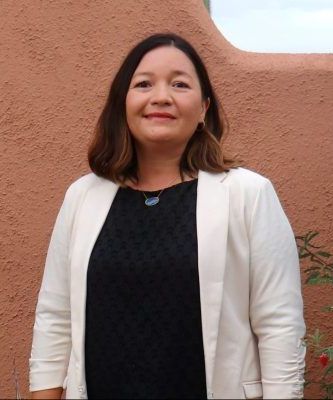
85, 179, 207, 399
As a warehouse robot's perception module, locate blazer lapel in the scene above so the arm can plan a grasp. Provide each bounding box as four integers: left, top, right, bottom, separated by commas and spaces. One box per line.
70, 177, 119, 388
197, 170, 230, 394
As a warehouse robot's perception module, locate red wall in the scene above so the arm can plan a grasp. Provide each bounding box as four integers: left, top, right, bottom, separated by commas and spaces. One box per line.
1, 0, 332, 397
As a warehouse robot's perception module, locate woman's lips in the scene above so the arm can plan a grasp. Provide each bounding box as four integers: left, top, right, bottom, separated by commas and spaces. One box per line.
145, 112, 176, 120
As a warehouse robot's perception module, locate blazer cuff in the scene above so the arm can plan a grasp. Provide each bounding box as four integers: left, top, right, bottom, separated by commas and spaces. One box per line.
29, 359, 67, 392
262, 381, 304, 399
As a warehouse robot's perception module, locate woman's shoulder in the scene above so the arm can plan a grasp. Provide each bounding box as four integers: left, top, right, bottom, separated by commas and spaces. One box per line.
225, 167, 270, 186
63, 172, 116, 203
201, 167, 271, 189
226, 168, 276, 204
199, 168, 277, 208
68, 172, 102, 189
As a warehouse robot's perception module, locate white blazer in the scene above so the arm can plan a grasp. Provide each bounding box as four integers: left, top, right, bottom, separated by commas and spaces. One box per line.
29, 167, 306, 399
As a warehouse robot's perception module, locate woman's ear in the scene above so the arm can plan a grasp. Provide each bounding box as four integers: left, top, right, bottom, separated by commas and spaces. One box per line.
201, 97, 210, 119
205, 97, 210, 111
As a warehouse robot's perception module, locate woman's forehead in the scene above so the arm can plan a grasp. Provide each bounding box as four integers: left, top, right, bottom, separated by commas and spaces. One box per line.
133, 46, 197, 77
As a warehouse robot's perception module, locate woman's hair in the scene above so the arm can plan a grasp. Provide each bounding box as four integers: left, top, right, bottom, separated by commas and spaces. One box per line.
88, 33, 239, 184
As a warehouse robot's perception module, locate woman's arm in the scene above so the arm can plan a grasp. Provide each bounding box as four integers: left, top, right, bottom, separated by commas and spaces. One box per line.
248, 179, 306, 399
30, 189, 73, 393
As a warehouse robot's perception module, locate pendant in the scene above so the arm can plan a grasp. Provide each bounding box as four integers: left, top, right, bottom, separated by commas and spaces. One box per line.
145, 196, 160, 206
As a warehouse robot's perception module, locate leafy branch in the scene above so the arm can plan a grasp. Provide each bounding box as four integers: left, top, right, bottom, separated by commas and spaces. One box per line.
297, 232, 333, 399
296, 231, 333, 285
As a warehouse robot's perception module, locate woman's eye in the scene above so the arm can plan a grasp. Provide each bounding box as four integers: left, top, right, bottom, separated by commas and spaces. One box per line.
134, 81, 151, 88
173, 81, 190, 88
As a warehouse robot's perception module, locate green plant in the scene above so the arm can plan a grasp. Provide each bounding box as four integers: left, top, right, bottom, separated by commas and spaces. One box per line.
297, 231, 333, 285
296, 231, 333, 399
12, 355, 21, 400
203, 0, 210, 13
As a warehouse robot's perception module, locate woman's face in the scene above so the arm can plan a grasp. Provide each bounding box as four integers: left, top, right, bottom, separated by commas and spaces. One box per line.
125, 46, 209, 150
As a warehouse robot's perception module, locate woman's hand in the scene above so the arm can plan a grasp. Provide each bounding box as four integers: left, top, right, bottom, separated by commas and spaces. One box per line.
31, 387, 63, 399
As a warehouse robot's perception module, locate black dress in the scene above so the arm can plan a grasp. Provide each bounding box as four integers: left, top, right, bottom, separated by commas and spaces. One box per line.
85, 179, 207, 399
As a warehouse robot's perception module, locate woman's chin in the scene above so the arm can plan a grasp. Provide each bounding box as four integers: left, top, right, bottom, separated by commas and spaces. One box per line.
132, 128, 192, 149
148, 134, 175, 143
138, 132, 180, 145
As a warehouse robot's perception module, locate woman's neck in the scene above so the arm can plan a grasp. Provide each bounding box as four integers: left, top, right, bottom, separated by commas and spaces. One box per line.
126, 147, 195, 191
132, 163, 181, 191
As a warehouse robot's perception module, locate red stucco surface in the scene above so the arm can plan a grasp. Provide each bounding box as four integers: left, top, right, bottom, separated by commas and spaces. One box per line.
1, 0, 332, 398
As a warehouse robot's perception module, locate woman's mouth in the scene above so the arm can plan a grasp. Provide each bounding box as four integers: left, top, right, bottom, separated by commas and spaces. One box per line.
145, 112, 176, 120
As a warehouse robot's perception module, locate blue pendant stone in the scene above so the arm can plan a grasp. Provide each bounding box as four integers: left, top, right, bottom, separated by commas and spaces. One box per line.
145, 196, 159, 206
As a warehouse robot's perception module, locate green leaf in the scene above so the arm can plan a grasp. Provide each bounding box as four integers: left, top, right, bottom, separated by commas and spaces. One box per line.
321, 305, 333, 312
321, 346, 333, 358
308, 275, 333, 284
307, 329, 325, 346
298, 246, 305, 255
306, 272, 320, 284
300, 253, 311, 259
307, 277, 321, 284
317, 251, 332, 258
310, 257, 324, 265
318, 276, 333, 284
324, 364, 333, 377
307, 231, 319, 242
295, 235, 306, 240
305, 266, 321, 273
307, 243, 322, 249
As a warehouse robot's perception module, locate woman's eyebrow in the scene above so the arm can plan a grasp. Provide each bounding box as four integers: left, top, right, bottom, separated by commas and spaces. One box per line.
132, 70, 192, 79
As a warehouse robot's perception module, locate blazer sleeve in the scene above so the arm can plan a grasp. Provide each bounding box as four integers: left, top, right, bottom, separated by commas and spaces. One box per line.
29, 188, 73, 391
248, 178, 306, 399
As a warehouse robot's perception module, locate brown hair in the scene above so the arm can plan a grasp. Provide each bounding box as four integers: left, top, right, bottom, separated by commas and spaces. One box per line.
88, 33, 239, 184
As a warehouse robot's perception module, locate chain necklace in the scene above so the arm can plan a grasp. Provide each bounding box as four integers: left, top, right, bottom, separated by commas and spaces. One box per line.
142, 176, 180, 206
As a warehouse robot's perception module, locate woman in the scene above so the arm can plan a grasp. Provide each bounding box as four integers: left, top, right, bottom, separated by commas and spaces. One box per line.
30, 33, 305, 399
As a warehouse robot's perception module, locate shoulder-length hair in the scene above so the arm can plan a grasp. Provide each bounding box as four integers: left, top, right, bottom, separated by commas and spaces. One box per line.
88, 33, 239, 184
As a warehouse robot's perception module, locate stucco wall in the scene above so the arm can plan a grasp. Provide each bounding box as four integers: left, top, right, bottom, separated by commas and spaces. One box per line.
1, 0, 332, 398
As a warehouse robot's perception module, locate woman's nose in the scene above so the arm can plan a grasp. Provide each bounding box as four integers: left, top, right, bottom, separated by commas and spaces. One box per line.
150, 84, 172, 104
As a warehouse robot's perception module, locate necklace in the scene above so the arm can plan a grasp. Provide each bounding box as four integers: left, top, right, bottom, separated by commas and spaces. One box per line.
142, 176, 180, 206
